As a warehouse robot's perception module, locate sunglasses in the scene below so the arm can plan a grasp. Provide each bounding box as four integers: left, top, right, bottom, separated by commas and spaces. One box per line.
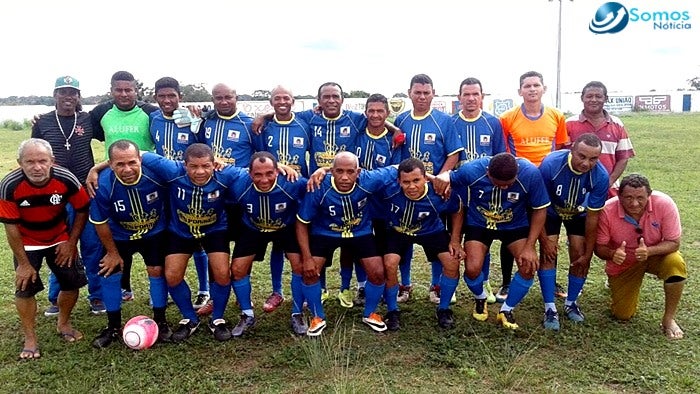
635, 226, 643, 243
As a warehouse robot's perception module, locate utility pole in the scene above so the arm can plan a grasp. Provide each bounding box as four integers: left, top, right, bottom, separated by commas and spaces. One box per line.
551, 0, 572, 109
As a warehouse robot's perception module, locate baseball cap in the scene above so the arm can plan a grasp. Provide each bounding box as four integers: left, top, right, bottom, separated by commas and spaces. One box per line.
54, 76, 80, 91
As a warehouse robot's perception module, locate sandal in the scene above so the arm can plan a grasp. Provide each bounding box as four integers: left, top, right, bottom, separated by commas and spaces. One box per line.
18, 348, 41, 360
58, 329, 84, 343
661, 321, 684, 340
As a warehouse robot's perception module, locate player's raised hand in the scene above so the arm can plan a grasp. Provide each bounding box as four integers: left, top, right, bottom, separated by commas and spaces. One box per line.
635, 237, 648, 262
612, 240, 627, 265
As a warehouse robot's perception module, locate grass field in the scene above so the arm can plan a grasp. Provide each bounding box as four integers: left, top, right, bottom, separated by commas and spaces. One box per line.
0, 113, 697, 393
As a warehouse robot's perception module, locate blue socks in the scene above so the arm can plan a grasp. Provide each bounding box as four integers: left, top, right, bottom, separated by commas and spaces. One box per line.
210, 281, 231, 320
362, 281, 385, 318
169, 280, 198, 322
502, 272, 534, 310
430, 260, 442, 287
538, 269, 557, 304
399, 246, 413, 286
384, 284, 399, 312
438, 276, 459, 310
101, 272, 122, 312
270, 249, 284, 295
290, 273, 305, 314
566, 274, 586, 305
193, 250, 209, 294
148, 275, 168, 309
302, 281, 325, 319
464, 272, 485, 297
232, 276, 253, 315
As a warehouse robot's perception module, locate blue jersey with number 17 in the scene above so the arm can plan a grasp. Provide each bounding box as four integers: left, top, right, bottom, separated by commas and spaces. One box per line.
141, 152, 247, 239
231, 174, 307, 232
396, 109, 463, 175
538, 149, 609, 220
450, 156, 550, 230
381, 182, 462, 236
150, 111, 198, 161
297, 166, 397, 238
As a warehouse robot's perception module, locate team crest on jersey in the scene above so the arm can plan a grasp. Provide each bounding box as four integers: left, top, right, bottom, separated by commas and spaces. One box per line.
49, 194, 63, 205
389, 98, 405, 115
207, 190, 220, 202
177, 133, 189, 144
418, 211, 430, 219
19, 200, 30, 207
479, 135, 490, 146
424, 133, 436, 144
275, 202, 287, 213
293, 137, 305, 148
227, 130, 240, 142
506, 192, 520, 203
358, 197, 367, 209
146, 191, 159, 203
339, 126, 351, 137
375, 155, 386, 165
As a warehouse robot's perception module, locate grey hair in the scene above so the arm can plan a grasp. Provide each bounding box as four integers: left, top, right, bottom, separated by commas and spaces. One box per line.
18, 138, 53, 160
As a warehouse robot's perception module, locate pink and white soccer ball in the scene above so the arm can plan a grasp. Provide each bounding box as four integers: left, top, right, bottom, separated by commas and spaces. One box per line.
123, 315, 159, 350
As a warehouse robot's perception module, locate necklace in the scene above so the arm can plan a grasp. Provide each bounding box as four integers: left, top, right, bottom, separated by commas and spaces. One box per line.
55, 111, 77, 150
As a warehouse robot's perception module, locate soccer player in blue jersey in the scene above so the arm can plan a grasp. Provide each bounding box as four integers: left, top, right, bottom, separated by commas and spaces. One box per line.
89, 140, 172, 347
150, 77, 212, 312
229, 152, 309, 336
452, 77, 508, 305
537, 133, 609, 330
296, 152, 396, 336
141, 144, 247, 342
432, 152, 550, 330
381, 158, 464, 330
395, 74, 464, 304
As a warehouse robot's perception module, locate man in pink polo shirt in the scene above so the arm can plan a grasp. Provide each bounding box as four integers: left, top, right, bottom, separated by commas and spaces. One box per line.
595, 174, 687, 340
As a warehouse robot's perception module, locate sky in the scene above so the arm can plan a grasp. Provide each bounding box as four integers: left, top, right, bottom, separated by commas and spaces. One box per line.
2, 0, 698, 103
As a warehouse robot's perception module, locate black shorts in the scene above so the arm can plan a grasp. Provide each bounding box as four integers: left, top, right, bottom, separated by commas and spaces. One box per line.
232, 226, 300, 259
226, 204, 243, 242
372, 219, 389, 256
110, 232, 168, 273
15, 245, 88, 298
385, 229, 450, 262
544, 214, 586, 237
310, 234, 379, 265
464, 225, 530, 248
165, 231, 231, 256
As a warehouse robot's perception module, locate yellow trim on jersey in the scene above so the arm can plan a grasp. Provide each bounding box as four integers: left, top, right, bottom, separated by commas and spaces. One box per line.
116, 171, 143, 186
331, 177, 357, 194
566, 152, 584, 175
365, 128, 388, 139
273, 113, 296, 125
217, 109, 241, 120
253, 177, 278, 193
296, 214, 311, 224
410, 108, 433, 120
405, 183, 429, 201
459, 110, 482, 122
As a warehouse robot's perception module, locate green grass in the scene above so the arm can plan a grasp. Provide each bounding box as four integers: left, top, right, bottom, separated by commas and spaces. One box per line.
0, 113, 698, 393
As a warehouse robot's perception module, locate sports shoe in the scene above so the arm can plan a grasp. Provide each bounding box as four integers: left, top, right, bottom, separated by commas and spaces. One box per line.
196, 300, 213, 316
604, 278, 610, 289
208, 318, 232, 341
497, 310, 519, 330
429, 285, 441, 304
564, 303, 585, 323
353, 287, 366, 306
231, 314, 256, 338
44, 303, 59, 317
121, 289, 134, 302
337, 289, 354, 308
157, 321, 173, 343
307, 316, 327, 337
263, 292, 285, 313
436, 308, 455, 329
193, 293, 211, 310
543, 308, 560, 331
554, 283, 567, 299
397, 285, 412, 303
472, 298, 488, 322
495, 285, 509, 303
90, 299, 107, 315
92, 327, 121, 348
172, 319, 200, 342
291, 313, 308, 336
320, 289, 329, 304
386, 310, 401, 331
362, 312, 387, 332
484, 281, 497, 304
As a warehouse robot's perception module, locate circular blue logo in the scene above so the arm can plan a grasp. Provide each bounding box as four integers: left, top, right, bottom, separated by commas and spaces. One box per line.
589, 2, 629, 34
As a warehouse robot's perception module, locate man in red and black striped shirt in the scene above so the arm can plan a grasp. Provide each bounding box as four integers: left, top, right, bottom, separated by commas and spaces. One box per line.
0, 138, 90, 359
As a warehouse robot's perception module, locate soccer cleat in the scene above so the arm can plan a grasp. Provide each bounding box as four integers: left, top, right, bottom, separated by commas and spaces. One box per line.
121, 289, 134, 302
320, 289, 330, 305
397, 285, 412, 303
564, 303, 585, 323
472, 298, 489, 322
263, 292, 285, 313
90, 299, 107, 315
307, 316, 327, 337
157, 321, 173, 343
196, 300, 213, 316
44, 303, 59, 317
497, 310, 519, 330
484, 281, 497, 304
353, 287, 366, 306
450, 291, 457, 304
337, 289, 354, 308
172, 319, 200, 342
495, 285, 509, 303
362, 312, 387, 332
231, 314, 256, 338
208, 318, 232, 341
193, 293, 211, 310
554, 283, 567, 299
436, 308, 455, 329
543, 309, 560, 331
386, 310, 401, 331
291, 313, 308, 336
429, 285, 441, 304
92, 327, 121, 348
